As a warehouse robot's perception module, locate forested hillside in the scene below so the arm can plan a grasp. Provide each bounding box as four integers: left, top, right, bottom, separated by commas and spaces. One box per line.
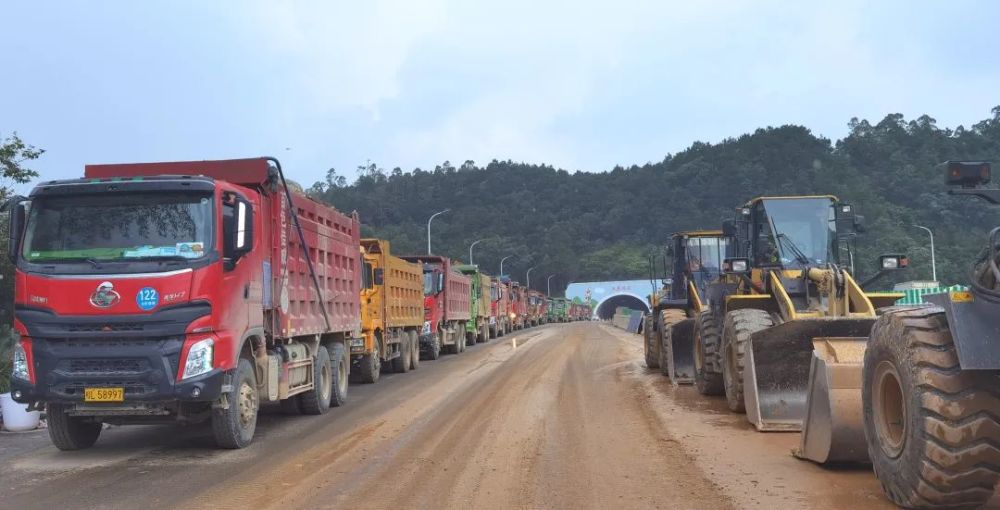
309, 109, 1000, 293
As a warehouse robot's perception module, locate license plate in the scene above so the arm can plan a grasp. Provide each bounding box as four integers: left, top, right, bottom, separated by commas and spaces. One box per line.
84, 387, 125, 402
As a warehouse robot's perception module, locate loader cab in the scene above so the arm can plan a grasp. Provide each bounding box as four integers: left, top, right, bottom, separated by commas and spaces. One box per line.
665, 231, 729, 307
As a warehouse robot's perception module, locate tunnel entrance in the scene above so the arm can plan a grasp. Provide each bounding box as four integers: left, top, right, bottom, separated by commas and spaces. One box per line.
595, 294, 650, 320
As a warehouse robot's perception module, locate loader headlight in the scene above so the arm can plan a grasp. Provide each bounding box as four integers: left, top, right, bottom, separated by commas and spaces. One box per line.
12, 342, 29, 381
879, 254, 908, 270
724, 257, 750, 274
182, 338, 214, 379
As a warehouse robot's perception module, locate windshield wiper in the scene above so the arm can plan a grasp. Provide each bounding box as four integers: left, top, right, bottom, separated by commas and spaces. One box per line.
776, 233, 811, 266
122, 255, 191, 263
31, 257, 105, 268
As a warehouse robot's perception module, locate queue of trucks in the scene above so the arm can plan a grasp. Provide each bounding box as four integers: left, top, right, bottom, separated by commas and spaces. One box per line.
5, 157, 590, 451
641, 161, 1000, 510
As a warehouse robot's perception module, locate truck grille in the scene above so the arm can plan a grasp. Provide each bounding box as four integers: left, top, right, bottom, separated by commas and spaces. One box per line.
62, 358, 149, 376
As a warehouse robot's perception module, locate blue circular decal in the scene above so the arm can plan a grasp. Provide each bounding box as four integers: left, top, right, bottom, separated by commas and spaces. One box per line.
136, 287, 159, 311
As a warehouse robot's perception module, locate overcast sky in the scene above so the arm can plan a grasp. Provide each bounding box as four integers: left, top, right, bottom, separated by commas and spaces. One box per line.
2, 1, 997, 189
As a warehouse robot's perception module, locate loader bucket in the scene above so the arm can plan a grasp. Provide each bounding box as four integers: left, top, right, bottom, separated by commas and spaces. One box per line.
794, 338, 869, 464
743, 318, 875, 432
667, 318, 695, 385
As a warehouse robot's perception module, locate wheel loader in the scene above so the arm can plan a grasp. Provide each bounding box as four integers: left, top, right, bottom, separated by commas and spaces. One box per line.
861, 161, 1000, 509
653, 231, 730, 388
709, 196, 904, 457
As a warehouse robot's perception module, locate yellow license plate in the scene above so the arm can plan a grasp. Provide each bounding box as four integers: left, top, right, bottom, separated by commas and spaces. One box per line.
84, 387, 124, 402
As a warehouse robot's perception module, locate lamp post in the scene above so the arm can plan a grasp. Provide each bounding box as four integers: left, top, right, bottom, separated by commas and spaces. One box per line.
547, 274, 556, 295
526, 266, 537, 289
912, 224, 937, 283
499, 255, 515, 276
469, 238, 487, 265
426, 209, 450, 254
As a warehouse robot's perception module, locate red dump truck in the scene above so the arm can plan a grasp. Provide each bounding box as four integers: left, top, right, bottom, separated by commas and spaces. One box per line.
401, 255, 471, 359
526, 289, 546, 327
508, 280, 526, 330
9, 157, 359, 450
490, 276, 510, 337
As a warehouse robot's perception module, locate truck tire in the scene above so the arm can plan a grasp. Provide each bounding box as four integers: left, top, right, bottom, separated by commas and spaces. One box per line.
425, 331, 442, 360
212, 358, 258, 449
457, 327, 466, 353
863, 306, 1000, 510
47, 403, 102, 451
329, 343, 348, 408
479, 323, 489, 343
299, 346, 332, 415
489, 324, 497, 339
643, 313, 660, 369
391, 335, 411, 373
659, 309, 686, 378
409, 331, 420, 370
695, 310, 725, 396
357, 343, 381, 384
722, 308, 773, 414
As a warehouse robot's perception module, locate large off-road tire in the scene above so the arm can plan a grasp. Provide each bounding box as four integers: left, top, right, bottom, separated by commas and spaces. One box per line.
425, 331, 442, 360
722, 308, 774, 414
409, 331, 420, 370
643, 313, 660, 369
695, 310, 725, 396
658, 309, 686, 378
299, 346, 332, 415
356, 344, 382, 384
47, 403, 102, 451
391, 334, 411, 373
329, 343, 348, 408
212, 358, 259, 449
863, 306, 1000, 510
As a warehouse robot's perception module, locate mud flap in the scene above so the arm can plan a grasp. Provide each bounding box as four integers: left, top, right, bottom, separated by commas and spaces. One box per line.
794, 338, 869, 463
743, 318, 874, 432
667, 318, 696, 385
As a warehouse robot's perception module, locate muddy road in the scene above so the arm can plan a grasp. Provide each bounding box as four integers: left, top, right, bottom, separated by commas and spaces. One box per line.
2, 323, 993, 509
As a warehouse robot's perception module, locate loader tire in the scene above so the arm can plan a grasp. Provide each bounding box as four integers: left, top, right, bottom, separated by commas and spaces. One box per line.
643, 313, 660, 369
658, 309, 686, 378
47, 404, 102, 451
722, 308, 773, 414
863, 306, 1000, 510
695, 310, 725, 396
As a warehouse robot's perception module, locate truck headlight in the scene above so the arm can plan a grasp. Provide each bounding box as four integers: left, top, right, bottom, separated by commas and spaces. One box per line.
12, 342, 29, 381
422, 321, 431, 335
182, 338, 214, 379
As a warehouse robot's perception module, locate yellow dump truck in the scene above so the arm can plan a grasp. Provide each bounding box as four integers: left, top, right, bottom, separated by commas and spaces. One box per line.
352, 239, 424, 383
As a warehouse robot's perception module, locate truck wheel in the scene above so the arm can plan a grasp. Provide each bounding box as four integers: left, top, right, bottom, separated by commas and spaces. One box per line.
47, 403, 102, 451
329, 343, 348, 408
392, 335, 411, 373
643, 313, 660, 369
409, 331, 420, 370
357, 343, 381, 384
863, 306, 1000, 509
695, 310, 725, 396
299, 346, 332, 415
426, 331, 442, 360
722, 309, 773, 414
479, 323, 489, 343
212, 358, 259, 449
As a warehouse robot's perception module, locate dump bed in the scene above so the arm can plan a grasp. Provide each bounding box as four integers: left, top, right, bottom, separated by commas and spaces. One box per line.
445, 269, 472, 322
361, 239, 423, 329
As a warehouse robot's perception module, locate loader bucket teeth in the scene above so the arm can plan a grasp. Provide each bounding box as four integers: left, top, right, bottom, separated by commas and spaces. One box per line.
743, 318, 875, 432
794, 338, 868, 464
668, 318, 696, 385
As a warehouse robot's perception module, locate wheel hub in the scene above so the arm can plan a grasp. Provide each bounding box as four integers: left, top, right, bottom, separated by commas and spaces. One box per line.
873, 361, 907, 458
238, 381, 257, 427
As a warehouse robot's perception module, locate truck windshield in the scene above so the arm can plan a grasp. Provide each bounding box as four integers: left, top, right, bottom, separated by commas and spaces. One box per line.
22, 192, 214, 262
761, 198, 836, 265
423, 271, 435, 296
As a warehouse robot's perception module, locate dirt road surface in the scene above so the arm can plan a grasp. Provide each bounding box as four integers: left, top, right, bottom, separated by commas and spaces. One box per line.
2, 323, 996, 509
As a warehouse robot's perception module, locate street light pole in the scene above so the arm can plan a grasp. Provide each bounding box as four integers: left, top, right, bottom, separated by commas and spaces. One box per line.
526, 266, 537, 289
426, 209, 450, 254
469, 238, 486, 265
912, 224, 937, 282
499, 255, 515, 276
547, 274, 556, 295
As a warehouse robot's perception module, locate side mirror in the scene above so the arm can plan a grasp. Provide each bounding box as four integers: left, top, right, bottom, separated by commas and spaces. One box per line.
723, 257, 751, 275
722, 219, 736, 237
7, 199, 27, 264
234, 199, 253, 254
437, 273, 445, 293
373, 268, 384, 286
854, 215, 866, 233
878, 254, 909, 270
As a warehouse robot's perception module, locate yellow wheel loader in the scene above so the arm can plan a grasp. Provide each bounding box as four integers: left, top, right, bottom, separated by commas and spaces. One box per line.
709, 196, 904, 463
654, 230, 730, 389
